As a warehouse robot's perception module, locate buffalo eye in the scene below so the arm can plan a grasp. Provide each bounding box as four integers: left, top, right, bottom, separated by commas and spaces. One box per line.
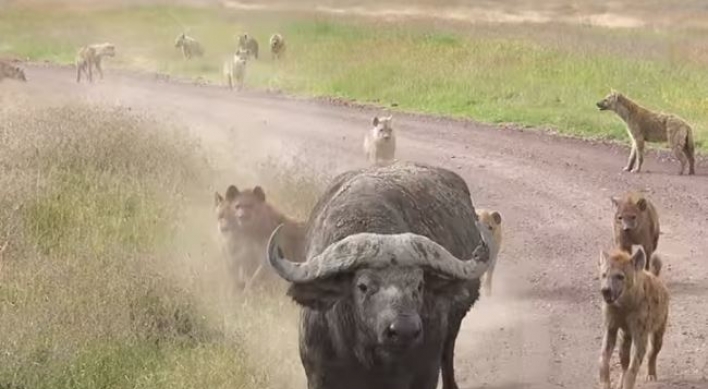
615, 274, 625, 281
357, 283, 368, 294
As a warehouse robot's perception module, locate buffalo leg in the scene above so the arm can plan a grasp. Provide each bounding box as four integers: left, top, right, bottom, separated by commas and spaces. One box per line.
441, 313, 464, 389
412, 365, 443, 389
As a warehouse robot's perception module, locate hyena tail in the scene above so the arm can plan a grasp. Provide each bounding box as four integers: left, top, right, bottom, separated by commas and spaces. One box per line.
649, 253, 663, 277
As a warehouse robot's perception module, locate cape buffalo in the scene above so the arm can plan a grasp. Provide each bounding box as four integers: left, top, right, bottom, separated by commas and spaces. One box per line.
267, 161, 491, 389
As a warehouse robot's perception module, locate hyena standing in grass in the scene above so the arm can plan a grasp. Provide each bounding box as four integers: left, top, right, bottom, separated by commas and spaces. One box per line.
0, 61, 27, 82
223, 48, 249, 91
363, 116, 396, 166
75, 43, 116, 83
237, 33, 259, 60
597, 90, 696, 175
269, 33, 286, 60
598, 245, 669, 389
175, 33, 204, 60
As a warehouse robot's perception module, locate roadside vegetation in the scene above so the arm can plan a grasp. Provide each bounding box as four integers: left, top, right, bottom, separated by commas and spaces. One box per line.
2, 4, 708, 150
0, 100, 308, 389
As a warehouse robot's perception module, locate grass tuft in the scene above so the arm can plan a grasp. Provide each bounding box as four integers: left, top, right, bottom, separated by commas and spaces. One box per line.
0, 101, 306, 389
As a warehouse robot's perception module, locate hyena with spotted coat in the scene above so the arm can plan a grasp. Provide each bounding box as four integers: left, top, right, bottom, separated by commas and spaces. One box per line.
0, 61, 27, 82
598, 245, 669, 389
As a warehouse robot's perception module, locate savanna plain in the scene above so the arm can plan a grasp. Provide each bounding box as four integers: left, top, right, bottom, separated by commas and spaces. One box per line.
1, 0, 708, 388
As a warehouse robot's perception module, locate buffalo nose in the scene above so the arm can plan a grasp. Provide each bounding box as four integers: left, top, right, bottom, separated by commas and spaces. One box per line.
384, 315, 422, 345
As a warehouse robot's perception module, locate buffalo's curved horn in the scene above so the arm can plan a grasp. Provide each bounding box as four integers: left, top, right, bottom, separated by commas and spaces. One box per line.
267, 223, 490, 284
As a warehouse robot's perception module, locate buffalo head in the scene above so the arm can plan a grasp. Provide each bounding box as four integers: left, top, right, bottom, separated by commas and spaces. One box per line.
266, 224, 490, 357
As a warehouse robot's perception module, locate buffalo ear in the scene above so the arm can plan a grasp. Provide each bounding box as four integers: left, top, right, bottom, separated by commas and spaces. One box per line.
286, 275, 352, 311
425, 274, 473, 305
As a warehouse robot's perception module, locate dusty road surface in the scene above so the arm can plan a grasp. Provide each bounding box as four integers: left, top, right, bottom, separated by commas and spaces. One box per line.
12, 64, 708, 389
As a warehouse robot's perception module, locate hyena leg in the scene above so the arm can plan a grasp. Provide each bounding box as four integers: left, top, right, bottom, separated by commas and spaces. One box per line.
631, 139, 645, 173
94, 57, 104, 79
76, 63, 82, 83
599, 327, 618, 389
483, 263, 496, 297
687, 147, 696, 175
622, 332, 648, 389
618, 329, 632, 387
647, 324, 666, 382
671, 143, 688, 175
624, 141, 637, 172
87, 60, 94, 83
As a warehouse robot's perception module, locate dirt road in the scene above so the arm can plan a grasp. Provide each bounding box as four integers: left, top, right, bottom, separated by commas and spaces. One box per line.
13, 65, 708, 389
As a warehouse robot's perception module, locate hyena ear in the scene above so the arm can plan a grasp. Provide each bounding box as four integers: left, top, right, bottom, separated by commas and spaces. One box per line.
225, 185, 240, 201
610, 196, 620, 208
599, 250, 610, 268
372, 116, 379, 126
631, 245, 646, 271
214, 191, 224, 207
636, 198, 647, 211
491, 211, 502, 225
253, 186, 266, 202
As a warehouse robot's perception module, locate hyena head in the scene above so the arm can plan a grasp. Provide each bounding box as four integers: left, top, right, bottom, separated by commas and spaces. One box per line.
8, 64, 27, 82
270, 34, 282, 48
598, 246, 646, 305
235, 48, 249, 63
98, 43, 116, 57
238, 34, 249, 47
596, 90, 621, 111
214, 185, 267, 234
476, 210, 502, 236
175, 33, 186, 48
611, 194, 647, 232
372, 116, 394, 141
476, 210, 502, 255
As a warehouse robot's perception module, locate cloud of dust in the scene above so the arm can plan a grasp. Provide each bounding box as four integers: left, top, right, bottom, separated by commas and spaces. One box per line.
151, 101, 327, 389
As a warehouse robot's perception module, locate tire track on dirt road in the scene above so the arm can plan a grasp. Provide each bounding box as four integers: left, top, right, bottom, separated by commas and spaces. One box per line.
13, 64, 708, 389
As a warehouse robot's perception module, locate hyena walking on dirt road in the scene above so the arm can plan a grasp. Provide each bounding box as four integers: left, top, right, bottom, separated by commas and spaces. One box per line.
363, 116, 396, 166
476, 209, 503, 297
223, 48, 249, 91
175, 33, 204, 60
598, 245, 669, 389
0, 61, 27, 82
75, 43, 116, 83
596, 90, 696, 175
611, 192, 660, 270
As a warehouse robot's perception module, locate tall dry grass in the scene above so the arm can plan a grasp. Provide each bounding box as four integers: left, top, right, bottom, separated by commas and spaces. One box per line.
0, 100, 311, 389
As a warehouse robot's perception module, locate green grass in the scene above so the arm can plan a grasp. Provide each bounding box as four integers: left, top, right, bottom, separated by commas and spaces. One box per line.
1, 4, 708, 151
0, 101, 306, 389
